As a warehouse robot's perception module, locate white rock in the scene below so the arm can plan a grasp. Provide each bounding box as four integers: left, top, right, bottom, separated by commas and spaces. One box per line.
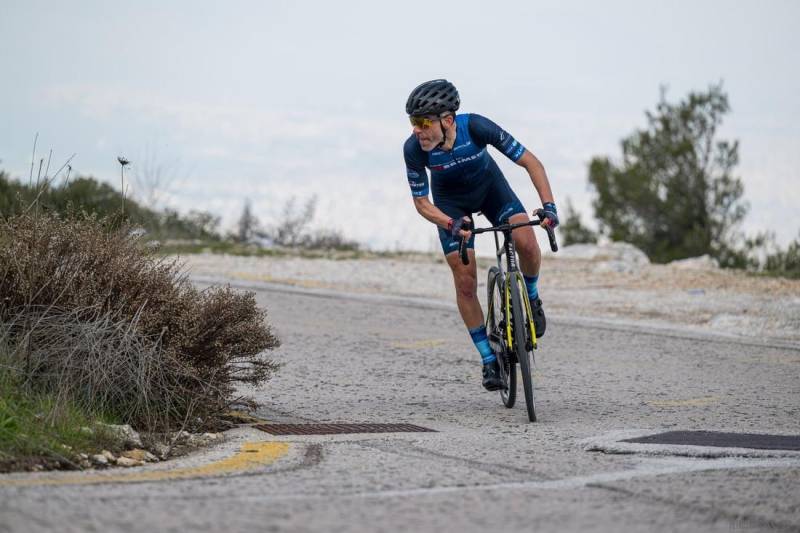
99, 424, 143, 448
151, 443, 171, 459
90, 454, 109, 466
557, 242, 650, 265
172, 430, 191, 444
668, 254, 719, 270
101, 450, 116, 462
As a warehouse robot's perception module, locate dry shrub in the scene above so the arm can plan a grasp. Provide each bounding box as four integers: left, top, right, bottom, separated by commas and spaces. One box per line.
0, 212, 280, 430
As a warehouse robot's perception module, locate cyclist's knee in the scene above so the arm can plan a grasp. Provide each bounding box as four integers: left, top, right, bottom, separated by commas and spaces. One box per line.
453, 270, 478, 300
516, 236, 540, 261
514, 229, 540, 261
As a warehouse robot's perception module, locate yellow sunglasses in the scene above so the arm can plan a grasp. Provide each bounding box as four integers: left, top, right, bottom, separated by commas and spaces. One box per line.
409, 116, 438, 128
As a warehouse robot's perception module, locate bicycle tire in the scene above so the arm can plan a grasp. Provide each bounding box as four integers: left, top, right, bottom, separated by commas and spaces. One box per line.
509, 272, 536, 422
487, 267, 516, 408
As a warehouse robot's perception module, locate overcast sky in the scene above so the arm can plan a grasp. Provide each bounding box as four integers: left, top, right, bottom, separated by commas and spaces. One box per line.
2, 0, 798, 252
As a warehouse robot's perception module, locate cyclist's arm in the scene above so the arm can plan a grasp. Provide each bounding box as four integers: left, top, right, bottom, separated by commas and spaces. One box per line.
515, 149, 555, 206
412, 196, 453, 230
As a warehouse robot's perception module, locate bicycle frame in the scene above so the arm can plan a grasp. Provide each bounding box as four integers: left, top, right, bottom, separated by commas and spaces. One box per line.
489, 229, 538, 352
471, 213, 557, 353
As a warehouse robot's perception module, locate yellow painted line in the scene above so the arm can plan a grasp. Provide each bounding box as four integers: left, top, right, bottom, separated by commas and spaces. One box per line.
647, 396, 719, 407
391, 339, 446, 349
0, 441, 290, 488
232, 272, 331, 289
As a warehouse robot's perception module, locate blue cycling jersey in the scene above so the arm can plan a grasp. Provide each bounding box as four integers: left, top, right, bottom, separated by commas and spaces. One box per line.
403, 113, 526, 200
403, 113, 529, 254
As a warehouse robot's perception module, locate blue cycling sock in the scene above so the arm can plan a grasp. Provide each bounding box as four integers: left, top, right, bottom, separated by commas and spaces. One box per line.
468, 325, 496, 365
523, 274, 539, 301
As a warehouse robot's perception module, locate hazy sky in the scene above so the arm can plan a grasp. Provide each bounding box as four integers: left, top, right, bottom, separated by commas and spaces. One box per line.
2, 0, 798, 253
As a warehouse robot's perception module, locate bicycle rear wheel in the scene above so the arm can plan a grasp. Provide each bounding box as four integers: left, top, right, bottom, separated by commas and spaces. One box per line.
509, 272, 536, 422
487, 267, 516, 408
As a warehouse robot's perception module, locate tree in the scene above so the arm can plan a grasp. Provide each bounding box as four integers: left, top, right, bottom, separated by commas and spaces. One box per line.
236, 199, 260, 243
559, 198, 597, 245
270, 195, 316, 247
588, 84, 748, 264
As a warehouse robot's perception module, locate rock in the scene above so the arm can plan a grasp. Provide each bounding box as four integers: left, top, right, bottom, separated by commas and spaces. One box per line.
116, 457, 143, 467
90, 454, 109, 466
186, 432, 223, 447
101, 450, 116, 462
668, 254, 719, 270
171, 430, 191, 445
78, 453, 89, 460
558, 242, 650, 264
559, 242, 650, 274
99, 424, 143, 448
151, 443, 171, 459
79, 426, 94, 436
121, 449, 158, 463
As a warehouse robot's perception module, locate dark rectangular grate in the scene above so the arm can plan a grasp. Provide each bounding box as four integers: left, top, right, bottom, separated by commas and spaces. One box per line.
253, 423, 436, 435
622, 431, 800, 451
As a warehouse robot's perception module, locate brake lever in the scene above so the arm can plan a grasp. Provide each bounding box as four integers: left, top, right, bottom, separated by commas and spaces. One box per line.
459, 219, 473, 265
535, 209, 559, 252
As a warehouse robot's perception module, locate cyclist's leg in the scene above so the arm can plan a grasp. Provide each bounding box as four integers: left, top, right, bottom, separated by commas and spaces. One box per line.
436, 200, 501, 388
435, 202, 483, 329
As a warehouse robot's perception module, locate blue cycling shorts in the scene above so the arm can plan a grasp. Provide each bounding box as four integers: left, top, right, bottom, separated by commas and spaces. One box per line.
434, 175, 526, 255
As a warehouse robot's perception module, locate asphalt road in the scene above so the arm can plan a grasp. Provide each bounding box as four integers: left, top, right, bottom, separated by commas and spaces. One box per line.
2, 281, 799, 533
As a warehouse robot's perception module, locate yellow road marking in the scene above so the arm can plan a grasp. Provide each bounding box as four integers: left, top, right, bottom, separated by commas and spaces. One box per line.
232, 272, 331, 289
391, 339, 446, 349
647, 396, 719, 407
0, 441, 290, 488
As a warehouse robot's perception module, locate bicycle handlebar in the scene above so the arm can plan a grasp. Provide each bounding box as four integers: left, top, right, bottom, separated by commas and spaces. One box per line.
458, 210, 559, 266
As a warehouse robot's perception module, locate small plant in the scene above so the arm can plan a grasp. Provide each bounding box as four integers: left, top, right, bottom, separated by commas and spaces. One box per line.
117, 156, 130, 215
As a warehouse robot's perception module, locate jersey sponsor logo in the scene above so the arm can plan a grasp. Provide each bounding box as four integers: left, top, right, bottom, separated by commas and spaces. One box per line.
453, 141, 472, 151
407, 169, 420, 179
409, 180, 426, 189
430, 148, 487, 171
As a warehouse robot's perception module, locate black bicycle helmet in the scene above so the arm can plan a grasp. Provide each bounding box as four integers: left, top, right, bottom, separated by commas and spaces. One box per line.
405, 79, 460, 116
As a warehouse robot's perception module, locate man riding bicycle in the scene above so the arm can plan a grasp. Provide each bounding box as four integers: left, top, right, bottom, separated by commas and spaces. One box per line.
403, 79, 558, 391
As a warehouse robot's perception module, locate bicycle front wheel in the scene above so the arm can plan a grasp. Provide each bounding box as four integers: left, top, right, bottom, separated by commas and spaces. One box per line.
487, 266, 515, 408
509, 272, 536, 422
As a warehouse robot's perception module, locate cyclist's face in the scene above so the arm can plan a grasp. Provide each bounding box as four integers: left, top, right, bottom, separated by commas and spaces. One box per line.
411, 115, 451, 151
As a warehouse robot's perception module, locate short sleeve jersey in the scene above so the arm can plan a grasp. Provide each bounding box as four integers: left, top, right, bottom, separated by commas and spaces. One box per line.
403, 113, 526, 199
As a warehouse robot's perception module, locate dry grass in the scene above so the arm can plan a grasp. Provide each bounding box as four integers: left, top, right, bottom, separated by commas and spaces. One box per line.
0, 212, 280, 432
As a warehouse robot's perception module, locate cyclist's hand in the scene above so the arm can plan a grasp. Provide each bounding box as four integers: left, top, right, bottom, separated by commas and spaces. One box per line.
539, 202, 559, 229
448, 216, 472, 240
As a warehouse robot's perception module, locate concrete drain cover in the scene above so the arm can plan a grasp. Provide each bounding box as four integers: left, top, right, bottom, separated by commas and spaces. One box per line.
622, 431, 800, 451
254, 423, 436, 436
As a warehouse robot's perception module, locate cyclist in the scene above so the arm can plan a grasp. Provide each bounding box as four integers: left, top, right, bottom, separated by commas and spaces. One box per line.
403, 79, 558, 391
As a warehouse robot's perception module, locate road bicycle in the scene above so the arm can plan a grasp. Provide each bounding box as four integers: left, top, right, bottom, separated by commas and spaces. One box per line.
458, 210, 558, 422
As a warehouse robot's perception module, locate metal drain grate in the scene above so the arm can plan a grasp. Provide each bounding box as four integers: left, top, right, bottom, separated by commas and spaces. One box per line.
254, 423, 436, 435
622, 431, 800, 451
